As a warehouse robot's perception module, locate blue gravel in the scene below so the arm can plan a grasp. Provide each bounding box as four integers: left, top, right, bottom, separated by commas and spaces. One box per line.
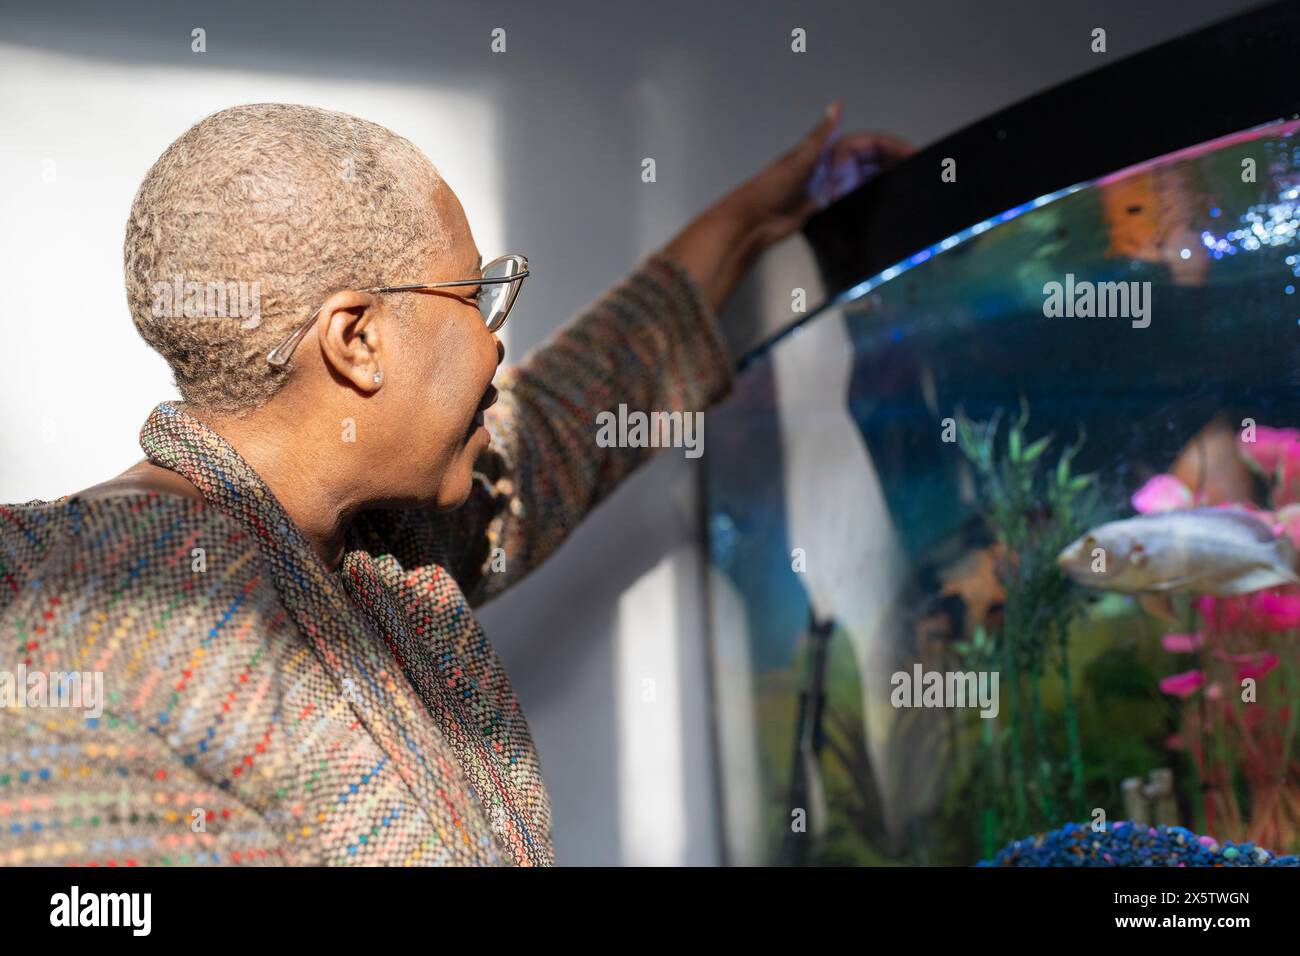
979, 821, 1300, 867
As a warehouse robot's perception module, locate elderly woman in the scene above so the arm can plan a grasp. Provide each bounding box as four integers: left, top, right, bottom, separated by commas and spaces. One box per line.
0, 103, 906, 866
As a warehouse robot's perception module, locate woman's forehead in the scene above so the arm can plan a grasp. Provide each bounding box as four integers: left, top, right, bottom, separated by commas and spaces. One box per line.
430, 187, 479, 274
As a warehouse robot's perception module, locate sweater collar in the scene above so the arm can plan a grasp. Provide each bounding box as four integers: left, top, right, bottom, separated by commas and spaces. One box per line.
139, 400, 318, 564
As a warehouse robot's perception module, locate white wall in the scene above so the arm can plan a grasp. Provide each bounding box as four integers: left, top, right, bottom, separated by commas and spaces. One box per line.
0, 0, 1254, 864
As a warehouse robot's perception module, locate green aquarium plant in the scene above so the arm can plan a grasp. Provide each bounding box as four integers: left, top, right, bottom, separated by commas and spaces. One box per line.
953, 400, 1104, 853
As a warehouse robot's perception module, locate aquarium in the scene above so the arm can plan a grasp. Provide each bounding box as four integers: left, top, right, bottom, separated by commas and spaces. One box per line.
704, 114, 1300, 866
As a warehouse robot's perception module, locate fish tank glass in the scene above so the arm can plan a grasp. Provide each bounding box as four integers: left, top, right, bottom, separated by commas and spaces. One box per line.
704, 116, 1300, 866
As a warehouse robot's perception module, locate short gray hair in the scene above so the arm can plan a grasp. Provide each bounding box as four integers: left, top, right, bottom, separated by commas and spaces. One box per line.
124, 103, 448, 411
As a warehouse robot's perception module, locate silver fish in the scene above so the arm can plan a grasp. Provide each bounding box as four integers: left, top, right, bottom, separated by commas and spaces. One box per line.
1057, 507, 1300, 601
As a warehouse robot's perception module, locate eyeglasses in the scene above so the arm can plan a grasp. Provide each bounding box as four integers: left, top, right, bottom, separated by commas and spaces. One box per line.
266, 253, 529, 367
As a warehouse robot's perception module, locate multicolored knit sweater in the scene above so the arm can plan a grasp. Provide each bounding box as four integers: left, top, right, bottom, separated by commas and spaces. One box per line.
0, 251, 733, 866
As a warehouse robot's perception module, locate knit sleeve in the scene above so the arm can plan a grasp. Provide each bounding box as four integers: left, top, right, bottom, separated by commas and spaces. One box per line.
360, 249, 735, 606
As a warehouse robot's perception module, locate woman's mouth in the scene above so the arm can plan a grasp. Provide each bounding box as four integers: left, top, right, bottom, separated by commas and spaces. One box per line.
466, 385, 498, 443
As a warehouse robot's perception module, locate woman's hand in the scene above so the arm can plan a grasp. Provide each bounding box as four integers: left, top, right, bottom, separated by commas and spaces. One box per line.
663, 102, 912, 314
734, 101, 913, 246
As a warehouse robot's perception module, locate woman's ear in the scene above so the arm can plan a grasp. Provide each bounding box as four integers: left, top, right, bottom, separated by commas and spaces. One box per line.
315, 290, 384, 392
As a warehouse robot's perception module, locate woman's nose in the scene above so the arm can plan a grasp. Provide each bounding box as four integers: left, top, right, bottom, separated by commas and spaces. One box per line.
494, 335, 505, 365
